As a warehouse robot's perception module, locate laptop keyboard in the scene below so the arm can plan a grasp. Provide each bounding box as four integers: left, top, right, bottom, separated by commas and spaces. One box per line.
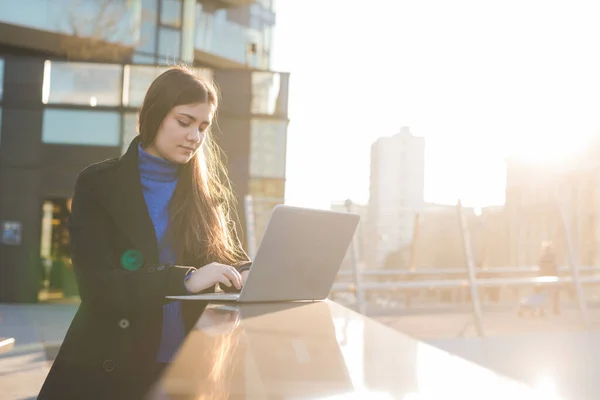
209, 293, 240, 300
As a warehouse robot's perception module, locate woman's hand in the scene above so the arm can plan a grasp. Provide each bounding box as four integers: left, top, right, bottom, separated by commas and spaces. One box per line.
184, 262, 243, 293
241, 270, 249, 284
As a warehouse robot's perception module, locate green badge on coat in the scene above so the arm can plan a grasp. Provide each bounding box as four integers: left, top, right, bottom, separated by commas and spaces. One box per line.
121, 249, 144, 271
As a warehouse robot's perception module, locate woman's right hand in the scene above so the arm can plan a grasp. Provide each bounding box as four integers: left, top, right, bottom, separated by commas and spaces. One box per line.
184, 262, 243, 293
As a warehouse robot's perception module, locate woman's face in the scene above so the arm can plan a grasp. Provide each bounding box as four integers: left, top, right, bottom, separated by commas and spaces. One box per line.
146, 102, 215, 164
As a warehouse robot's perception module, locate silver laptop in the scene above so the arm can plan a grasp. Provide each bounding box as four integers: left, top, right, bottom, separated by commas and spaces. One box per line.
166, 204, 360, 302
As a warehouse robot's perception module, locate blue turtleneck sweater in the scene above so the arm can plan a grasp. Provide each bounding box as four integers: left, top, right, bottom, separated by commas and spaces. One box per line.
138, 144, 179, 265
137, 144, 186, 363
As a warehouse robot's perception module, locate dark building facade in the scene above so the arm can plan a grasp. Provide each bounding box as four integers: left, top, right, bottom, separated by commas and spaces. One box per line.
0, 0, 289, 303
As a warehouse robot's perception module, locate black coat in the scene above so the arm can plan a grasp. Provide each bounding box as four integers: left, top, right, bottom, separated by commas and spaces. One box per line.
38, 138, 249, 399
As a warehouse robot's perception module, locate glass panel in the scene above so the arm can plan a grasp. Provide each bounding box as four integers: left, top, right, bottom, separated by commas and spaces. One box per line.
263, 24, 273, 67
136, 0, 158, 53
211, 11, 248, 64
138, 20, 157, 53
124, 64, 213, 107
249, 119, 287, 178
43, 61, 122, 106
255, 0, 275, 12
158, 28, 181, 59
132, 53, 157, 64
0, 0, 141, 45
122, 112, 139, 155
251, 72, 281, 115
249, 178, 285, 198
248, 177, 284, 242
226, 6, 250, 27
42, 109, 120, 146
277, 73, 289, 116
0, 58, 4, 101
124, 65, 169, 107
142, 0, 158, 15
195, 7, 271, 68
160, 0, 182, 27
195, 3, 213, 52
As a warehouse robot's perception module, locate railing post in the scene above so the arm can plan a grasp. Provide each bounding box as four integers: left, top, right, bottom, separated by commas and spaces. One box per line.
557, 193, 589, 328
345, 199, 367, 314
457, 201, 485, 337
405, 213, 420, 308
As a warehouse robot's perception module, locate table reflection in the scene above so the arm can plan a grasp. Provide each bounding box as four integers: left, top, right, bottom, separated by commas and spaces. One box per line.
149, 301, 354, 399
146, 300, 553, 400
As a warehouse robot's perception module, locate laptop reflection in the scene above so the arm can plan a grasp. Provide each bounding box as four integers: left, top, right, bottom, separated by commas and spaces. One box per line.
147, 301, 354, 399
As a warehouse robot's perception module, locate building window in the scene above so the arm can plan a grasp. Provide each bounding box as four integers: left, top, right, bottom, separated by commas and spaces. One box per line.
0, 58, 4, 101
250, 119, 287, 179
156, 0, 183, 61
124, 65, 170, 107
252, 72, 284, 115
122, 112, 139, 155
138, 23, 158, 54
248, 177, 285, 247
42, 61, 122, 106
132, 53, 157, 64
252, 72, 278, 114
137, 0, 159, 54
160, 0, 182, 28
0, 0, 140, 45
158, 27, 181, 60
123, 65, 213, 107
42, 109, 120, 146
195, 4, 214, 53
249, 178, 285, 198
195, 5, 272, 68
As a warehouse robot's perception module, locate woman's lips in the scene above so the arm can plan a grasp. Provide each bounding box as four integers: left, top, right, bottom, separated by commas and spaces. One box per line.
180, 145, 196, 153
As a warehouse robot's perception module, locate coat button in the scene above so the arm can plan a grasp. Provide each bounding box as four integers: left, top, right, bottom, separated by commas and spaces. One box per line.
157, 265, 165, 271
147, 266, 156, 274
102, 360, 116, 372
118, 318, 130, 329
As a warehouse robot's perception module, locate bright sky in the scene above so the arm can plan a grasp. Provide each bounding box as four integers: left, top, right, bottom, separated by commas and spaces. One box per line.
272, 0, 600, 209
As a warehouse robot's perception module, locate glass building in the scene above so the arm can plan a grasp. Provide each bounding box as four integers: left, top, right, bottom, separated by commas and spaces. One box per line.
0, 0, 289, 302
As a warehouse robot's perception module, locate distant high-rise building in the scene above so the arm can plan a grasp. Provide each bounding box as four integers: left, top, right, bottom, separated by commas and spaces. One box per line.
367, 127, 425, 268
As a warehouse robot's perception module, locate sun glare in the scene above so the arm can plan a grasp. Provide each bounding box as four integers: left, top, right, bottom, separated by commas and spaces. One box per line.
506, 132, 596, 164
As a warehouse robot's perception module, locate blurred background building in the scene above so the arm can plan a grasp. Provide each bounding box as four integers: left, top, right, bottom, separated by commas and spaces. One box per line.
410, 203, 508, 270
504, 143, 600, 269
361, 126, 511, 273
367, 127, 425, 269
0, 0, 289, 303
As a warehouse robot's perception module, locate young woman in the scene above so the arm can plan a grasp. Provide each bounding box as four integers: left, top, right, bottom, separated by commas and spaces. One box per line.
38, 67, 252, 399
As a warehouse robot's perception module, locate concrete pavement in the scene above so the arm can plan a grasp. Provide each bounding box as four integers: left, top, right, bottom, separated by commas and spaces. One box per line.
0, 302, 78, 400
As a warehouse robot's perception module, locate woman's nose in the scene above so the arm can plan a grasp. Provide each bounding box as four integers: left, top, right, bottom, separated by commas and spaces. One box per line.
188, 129, 202, 143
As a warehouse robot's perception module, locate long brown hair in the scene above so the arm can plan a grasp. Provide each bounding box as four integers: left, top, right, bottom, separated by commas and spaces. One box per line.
138, 66, 248, 265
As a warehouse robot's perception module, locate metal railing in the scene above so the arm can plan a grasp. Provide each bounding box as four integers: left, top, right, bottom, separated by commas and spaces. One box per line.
335, 265, 600, 277
244, 196, 592, 336
331, 275, 600, 292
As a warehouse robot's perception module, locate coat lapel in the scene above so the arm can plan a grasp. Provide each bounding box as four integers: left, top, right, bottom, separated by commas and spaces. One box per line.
98, 136, 159, 265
